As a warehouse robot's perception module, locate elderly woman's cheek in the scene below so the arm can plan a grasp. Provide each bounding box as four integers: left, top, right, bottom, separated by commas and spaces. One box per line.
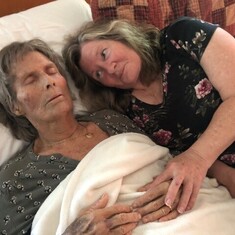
17, 91, 39, 112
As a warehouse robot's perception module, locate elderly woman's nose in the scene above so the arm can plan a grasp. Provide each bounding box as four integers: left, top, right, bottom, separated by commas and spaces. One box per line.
44, 75, 56, 89
46, 82, 55, 89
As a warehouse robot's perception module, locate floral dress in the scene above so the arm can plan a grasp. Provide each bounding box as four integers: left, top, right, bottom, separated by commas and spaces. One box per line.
0, 110, 142, 235
127, 17, 235, 167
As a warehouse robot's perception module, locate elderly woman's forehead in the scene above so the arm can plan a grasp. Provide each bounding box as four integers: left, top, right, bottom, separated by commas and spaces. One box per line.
17, 51, 52, 67
11, 52, 48, 76
11, 51, 39, 69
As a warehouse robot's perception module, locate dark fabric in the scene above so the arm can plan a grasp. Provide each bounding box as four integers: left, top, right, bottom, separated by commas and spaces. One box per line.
126, 17, 235, 167
0, 109, 142, 235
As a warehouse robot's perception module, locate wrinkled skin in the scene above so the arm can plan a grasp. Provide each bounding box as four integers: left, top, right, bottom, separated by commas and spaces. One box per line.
132, 181, 180, 222
63, 181, 181, 235
62, 193, 140, 235
137, 149, 208, 214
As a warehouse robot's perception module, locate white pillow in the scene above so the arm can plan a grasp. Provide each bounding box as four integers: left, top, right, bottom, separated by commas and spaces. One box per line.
0, 0, 92, 165
0, 0, 92, 53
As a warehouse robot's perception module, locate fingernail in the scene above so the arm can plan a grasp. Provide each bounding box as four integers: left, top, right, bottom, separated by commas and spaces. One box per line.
158, 218, 164, 222
178, 207, 184, 214
166, 204, 172, 210
186, 206, 191, 211
165, 199, 172, 208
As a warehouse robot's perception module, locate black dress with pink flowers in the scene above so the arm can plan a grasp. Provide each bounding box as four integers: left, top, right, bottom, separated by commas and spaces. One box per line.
126, 17, 235, 167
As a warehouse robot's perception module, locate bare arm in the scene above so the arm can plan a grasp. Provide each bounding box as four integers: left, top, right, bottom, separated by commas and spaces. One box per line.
175, 27, 235, 210
193, 27, 235, 161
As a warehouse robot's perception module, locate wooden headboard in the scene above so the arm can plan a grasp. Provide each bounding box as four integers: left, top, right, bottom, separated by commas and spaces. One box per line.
0, 0, 54, 17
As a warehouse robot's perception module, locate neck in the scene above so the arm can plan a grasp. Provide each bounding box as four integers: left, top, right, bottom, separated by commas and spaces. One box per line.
35, 115, 79, 148
132, 74, 163, 105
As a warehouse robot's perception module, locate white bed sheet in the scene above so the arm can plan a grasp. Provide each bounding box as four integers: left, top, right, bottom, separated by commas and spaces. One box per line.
32, 133, 235, 235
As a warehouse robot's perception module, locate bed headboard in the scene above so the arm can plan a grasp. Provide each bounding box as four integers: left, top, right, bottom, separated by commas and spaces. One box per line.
0, 0, 54, 17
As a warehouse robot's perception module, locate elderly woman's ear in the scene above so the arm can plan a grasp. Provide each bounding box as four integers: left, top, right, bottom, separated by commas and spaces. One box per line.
13, 104, 24, 116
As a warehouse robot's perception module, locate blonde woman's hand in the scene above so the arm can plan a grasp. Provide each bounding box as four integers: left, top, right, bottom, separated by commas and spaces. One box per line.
62, 193, 141, 235
137, 149, 209, 214
132, 181, 180, 223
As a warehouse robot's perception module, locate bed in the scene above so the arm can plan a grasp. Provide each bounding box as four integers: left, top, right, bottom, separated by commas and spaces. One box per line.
0, 0, 235, 234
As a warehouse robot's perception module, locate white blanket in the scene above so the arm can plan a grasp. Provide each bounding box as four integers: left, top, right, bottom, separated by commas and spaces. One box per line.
31, 133, 235, 235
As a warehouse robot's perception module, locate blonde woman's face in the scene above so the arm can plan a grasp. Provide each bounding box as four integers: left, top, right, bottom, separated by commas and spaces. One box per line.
79, 40, 142, 89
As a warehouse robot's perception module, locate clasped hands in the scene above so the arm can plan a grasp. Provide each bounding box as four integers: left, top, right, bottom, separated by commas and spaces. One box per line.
63, 149, 210, 235
63, 181, 180, 235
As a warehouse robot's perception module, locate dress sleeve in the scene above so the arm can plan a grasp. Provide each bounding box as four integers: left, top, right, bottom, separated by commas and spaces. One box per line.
162, 17, 218, 62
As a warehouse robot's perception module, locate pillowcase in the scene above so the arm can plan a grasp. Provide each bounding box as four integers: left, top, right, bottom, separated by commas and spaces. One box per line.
0, 0, 92, 165
0, 0, 92, 53
90, 0, 235, 36
0, 126, 27, 166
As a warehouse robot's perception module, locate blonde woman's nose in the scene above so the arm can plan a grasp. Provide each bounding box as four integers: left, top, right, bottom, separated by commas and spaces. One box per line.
106, 61, 117, 74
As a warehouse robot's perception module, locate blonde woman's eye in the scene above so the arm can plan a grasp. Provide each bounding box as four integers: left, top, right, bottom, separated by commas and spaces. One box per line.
95, 70, 102, 80
101, 49, 107, 59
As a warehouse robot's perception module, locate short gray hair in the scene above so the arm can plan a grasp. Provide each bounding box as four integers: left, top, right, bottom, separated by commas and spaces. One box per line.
0, 39, 69, 142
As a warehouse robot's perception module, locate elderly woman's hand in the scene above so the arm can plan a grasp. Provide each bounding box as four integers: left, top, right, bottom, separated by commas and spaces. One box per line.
136, 149, 209, 215
131, 181, 180, 223
62, 193, 141, 235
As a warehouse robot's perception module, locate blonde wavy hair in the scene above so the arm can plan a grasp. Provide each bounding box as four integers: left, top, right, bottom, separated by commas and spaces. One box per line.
63, 19, 162, 112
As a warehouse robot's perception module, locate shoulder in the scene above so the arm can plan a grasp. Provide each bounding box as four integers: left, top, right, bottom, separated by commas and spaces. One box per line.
76, 109, 144, 136
162, 17, 218, 41
161, 17, 219, 61
167, 16, 218, 32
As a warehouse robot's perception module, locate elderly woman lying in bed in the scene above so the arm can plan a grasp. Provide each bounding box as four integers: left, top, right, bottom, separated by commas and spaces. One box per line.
0, 39, 178, 235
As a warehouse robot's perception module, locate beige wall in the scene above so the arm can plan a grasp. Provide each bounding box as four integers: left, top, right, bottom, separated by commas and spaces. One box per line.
0, 0, 54, 17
